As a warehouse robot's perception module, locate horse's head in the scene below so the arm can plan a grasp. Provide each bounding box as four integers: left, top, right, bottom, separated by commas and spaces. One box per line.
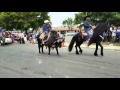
50, 31, 58, 38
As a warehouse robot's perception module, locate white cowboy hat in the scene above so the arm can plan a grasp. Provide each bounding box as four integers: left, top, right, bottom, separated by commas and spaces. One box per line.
44, 20, 49, 23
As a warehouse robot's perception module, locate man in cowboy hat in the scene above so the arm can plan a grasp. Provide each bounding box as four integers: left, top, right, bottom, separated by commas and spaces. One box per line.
83, 16, 92, 44
41, 20, 52, 44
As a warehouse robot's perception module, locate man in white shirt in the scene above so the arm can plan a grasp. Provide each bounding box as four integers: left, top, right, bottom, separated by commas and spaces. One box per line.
18, 32, 22, 44
21, 33, 25, 44
112, 28, 116, 43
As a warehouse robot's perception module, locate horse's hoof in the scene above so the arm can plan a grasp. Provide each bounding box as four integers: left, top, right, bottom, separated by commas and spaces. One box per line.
79, 50, 83, 54
42, 52, 45, 54
101, 53, 104, 56
39, 52, 41, 53
94, 53, 98, 56
57, 53, 59, 56
76, 51, 79, 55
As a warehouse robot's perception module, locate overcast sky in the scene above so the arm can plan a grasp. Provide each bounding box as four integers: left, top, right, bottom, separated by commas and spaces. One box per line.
48, 12, 78, 27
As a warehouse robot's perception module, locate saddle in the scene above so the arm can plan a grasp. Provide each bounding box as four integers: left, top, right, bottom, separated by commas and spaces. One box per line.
39, 33, 45, 40
78, 32, 87, 40
39, 32, 50, 44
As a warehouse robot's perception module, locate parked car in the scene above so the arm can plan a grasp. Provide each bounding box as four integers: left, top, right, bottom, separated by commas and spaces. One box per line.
66, 32, 76, 36
5, 38, 12, 44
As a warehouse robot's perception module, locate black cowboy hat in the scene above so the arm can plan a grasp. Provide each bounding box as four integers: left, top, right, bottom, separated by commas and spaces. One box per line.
84, 16, 90, 21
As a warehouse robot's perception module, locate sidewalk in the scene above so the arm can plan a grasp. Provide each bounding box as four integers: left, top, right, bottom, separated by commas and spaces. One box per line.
64, 43, 120, 51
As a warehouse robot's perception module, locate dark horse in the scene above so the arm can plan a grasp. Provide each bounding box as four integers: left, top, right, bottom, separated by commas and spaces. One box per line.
37, 31, 64, 55
68, 23, 110, 56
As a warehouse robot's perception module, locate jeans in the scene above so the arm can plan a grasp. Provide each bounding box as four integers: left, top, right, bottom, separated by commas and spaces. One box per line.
85, 29, 91, 40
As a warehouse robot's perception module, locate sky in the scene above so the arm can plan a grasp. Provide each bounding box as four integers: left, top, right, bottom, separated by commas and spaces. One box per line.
48, 12, 78, 27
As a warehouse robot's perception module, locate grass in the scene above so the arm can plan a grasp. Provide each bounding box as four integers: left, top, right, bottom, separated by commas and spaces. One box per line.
113, 43, 120, 46
101, 42, 120, 46
82, 42, 120, 46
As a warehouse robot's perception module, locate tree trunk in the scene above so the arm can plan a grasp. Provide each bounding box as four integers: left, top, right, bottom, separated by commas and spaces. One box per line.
25, 29, 27, 34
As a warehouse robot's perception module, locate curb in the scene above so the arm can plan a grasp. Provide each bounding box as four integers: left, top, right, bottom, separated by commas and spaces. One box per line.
64, 43, 120, 51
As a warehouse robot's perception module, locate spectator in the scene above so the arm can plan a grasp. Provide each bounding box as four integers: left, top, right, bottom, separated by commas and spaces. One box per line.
29, 33, 32, 43
103, 32, 107, 42
116, 26, 120, 43
18, 32, 22, 44
21, 32, 25, 44
16, 32, 20, 43
24, 34, 27, 42
32, 33, 37, 44
107, 30, 112, 44
112, 27, 116, 43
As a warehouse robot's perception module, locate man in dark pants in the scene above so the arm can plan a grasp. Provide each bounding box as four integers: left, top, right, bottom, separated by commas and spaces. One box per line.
107, 31, 112, 44
116, 27, 120, 43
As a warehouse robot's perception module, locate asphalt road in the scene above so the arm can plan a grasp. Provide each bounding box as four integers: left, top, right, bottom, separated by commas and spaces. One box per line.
0, 42, 120, 78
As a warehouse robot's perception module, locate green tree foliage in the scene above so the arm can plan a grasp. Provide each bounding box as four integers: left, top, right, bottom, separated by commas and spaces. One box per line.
0, 12, 50, 33
62, 18, 75, 30
74, 12, 120, 26
74, 12, 86, 25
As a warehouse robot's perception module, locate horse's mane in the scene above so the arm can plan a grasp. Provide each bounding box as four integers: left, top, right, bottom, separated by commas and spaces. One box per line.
50, 31, 57, 35
88, 23, 110, 46
50, 31, 58, 38
93, 23, 109, 38
47, 31, 58, 45
94, 23, 109, 33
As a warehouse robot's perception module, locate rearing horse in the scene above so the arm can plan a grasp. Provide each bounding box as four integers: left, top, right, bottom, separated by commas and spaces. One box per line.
68, 23, 110, 56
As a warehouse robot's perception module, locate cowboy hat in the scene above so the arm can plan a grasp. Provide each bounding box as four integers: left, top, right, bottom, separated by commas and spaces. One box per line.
44, 20, 49, 23
84, 16, 90, 21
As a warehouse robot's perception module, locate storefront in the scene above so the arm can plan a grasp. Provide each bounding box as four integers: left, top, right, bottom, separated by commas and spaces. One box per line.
52, 27, 80, 34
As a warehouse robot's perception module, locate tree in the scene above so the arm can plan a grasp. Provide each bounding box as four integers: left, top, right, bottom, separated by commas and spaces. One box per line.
74, 12, 86, 25
0, 12, 50, 33
62, 18, 75, 30
74, 12, 120, 26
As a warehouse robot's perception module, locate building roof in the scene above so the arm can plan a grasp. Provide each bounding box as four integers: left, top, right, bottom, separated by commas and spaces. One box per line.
52, 26, 80, 31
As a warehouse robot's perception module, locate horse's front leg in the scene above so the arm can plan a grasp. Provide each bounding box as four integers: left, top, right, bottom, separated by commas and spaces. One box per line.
42, 44, 44, 53
38, 45, 41, 53
75, 45, 79, 55
48, 46, 51, 55
98, 42, 104, 56
56, 47, 59, 55
94, 43, 98, 56
79, 45, 83, 54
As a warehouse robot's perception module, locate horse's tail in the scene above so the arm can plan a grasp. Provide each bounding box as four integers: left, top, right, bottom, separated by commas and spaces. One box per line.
68, 35, 76, 52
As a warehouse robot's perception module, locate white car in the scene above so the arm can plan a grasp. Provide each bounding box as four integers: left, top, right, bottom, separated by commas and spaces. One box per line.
5, 38, 12, 44
66, 32, 76, 36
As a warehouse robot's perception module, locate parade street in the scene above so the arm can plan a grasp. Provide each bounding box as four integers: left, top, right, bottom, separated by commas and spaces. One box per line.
0, 42, 120, 78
